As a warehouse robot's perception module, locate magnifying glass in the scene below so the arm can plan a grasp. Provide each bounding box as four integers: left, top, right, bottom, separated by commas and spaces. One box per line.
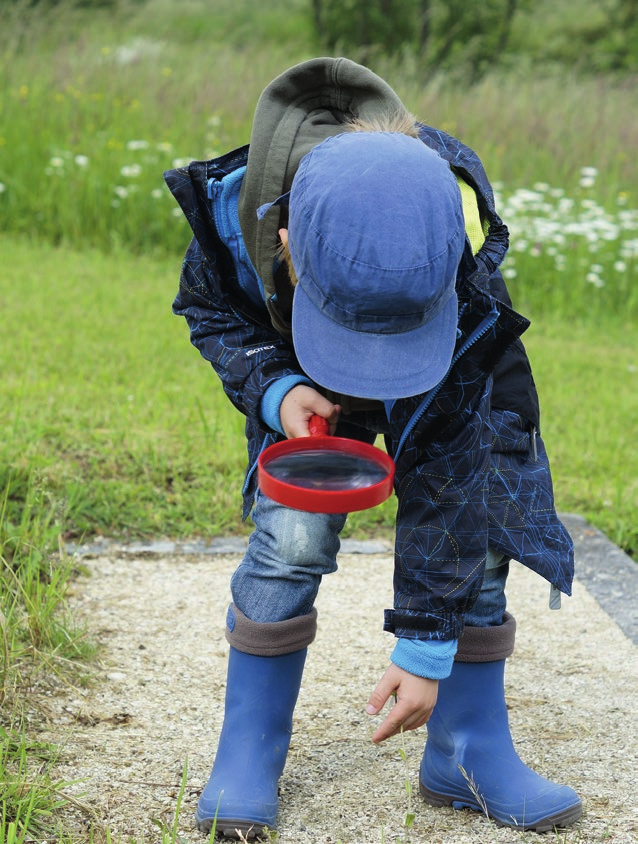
258, 415, 395, 513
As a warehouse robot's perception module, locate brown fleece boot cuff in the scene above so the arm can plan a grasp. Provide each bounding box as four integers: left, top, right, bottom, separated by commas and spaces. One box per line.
225, 604, 318, 657
455, 612, 516, 663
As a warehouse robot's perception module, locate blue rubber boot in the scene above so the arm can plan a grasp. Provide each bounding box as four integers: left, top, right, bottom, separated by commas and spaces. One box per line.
195, 606, 315, 839
419, 614, 582, 832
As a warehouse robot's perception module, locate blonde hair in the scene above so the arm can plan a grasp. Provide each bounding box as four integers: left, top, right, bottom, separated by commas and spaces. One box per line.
344, 110, 419, 138
276, 239, 298, 285
278, 111, 419, 285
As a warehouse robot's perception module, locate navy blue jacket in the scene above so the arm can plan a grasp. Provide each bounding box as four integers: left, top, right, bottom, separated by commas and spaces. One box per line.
165, 126, 574, 642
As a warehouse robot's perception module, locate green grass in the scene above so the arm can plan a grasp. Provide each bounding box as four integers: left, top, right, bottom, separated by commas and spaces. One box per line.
0, 498, 95, 842
1, 234, 635, 556
524, 316, 637, 558
1, 444, 96, 693
0, 723, 75, 841
1, 236, 248, 541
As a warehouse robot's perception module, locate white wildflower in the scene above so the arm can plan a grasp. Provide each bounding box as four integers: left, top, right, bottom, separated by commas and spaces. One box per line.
49, 156, 65, 168
113, 38, 162, 66
151, 188, 164, 199
75, 154, 89, 167
580, 166, 598, 178
114, 186, 129, 199
121, 163, 142, 178
127, 140, 150, 150
517, 189, 545, 203
614, 261, 627, 272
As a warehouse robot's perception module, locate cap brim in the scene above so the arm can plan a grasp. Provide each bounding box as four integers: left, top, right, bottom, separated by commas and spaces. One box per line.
292, 283, 458, 401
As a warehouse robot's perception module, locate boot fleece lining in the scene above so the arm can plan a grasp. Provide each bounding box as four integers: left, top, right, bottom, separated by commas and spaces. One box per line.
226, 603, 318, 656
455, 612, 516, 662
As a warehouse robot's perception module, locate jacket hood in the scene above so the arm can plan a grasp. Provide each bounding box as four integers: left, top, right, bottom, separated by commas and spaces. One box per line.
238, 57, 410, 330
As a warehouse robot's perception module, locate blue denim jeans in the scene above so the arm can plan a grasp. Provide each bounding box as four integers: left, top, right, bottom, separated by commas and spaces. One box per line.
231, 493, 508, 629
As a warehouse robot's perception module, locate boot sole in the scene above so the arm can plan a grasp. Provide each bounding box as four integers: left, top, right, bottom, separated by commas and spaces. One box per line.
420, 781, 583, 833
196, 817, 271, 839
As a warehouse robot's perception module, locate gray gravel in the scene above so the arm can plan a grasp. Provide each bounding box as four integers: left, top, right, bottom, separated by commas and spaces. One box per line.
47, 519, 637, 843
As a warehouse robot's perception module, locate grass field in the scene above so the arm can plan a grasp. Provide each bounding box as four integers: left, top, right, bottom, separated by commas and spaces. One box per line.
1, 233, 635, 841
1, 235, 635, 553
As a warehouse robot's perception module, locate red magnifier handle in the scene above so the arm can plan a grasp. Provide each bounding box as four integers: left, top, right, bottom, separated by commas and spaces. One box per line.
308, 414, 330, 437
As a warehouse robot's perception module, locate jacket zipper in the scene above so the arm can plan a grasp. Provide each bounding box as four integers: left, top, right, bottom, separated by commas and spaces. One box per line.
394, 304, 500, 462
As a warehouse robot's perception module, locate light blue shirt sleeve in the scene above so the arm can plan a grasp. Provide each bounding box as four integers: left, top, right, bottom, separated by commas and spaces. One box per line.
391, 637, 458, 680
259, 375, 315, 434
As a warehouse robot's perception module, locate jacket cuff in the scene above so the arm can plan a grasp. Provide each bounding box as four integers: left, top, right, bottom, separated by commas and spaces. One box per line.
384, 608, 464, 640
259, 375, 314, 434
391, 637, 458, 679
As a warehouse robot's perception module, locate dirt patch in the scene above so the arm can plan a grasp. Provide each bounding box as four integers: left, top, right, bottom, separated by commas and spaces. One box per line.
41, 550, 637, 843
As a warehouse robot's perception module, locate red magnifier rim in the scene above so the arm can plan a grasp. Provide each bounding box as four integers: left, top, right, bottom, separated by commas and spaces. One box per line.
258, 436, 395, 513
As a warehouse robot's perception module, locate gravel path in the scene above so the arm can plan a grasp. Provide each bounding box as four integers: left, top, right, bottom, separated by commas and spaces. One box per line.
45, 528, 637, 843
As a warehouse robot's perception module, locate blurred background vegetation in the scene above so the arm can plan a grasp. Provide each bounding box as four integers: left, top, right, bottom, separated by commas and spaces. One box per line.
5, 0, 637, 74
0, 0, 635, 537
0, 0, 635, 550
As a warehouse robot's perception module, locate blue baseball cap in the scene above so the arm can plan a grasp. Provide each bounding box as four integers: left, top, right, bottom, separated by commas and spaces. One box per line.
288, 131, 465, 400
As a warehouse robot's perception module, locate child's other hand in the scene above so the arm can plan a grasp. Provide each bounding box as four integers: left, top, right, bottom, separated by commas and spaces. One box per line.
366, 664, 438, 744
280, 385, 340, 438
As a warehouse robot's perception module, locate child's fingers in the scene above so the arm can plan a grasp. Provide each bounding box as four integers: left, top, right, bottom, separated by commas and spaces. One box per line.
372, 709, 404, 743
366, 671, 397, 715
372, 700, 431, 743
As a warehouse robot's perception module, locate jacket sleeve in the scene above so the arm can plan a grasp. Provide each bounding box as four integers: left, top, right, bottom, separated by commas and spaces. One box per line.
173, 236, 308, 427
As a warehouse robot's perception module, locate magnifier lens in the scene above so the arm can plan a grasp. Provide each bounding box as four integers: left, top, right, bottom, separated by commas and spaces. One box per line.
265, 449, 387, 491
